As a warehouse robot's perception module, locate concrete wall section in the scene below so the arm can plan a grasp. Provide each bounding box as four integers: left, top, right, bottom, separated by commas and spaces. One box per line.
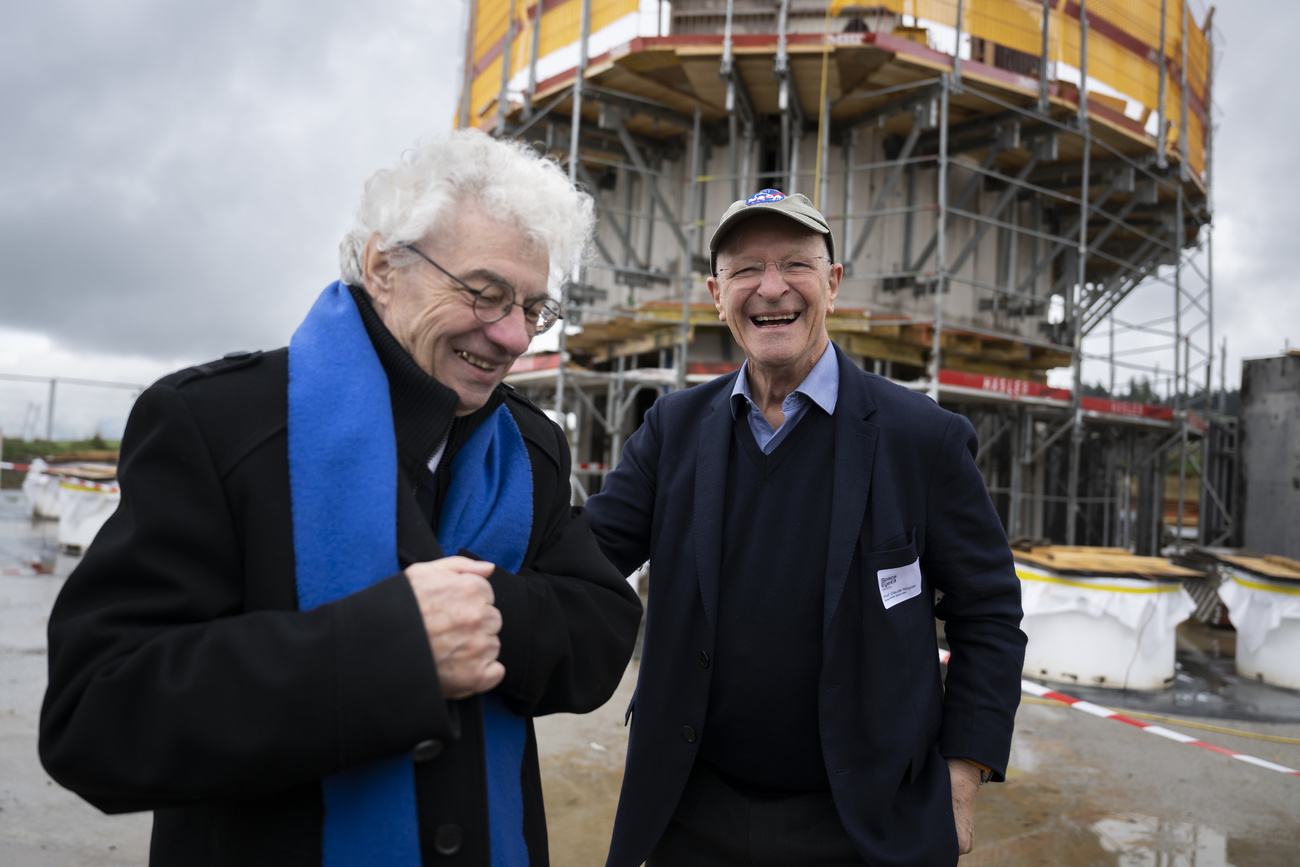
1239, 354, 1300, 559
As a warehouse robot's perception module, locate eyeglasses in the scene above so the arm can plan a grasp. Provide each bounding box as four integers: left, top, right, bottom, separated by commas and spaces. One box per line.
717, 256, 829, 290
403, 245, 563, 336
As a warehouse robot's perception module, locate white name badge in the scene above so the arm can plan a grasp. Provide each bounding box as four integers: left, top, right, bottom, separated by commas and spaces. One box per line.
878, 558, 923, 610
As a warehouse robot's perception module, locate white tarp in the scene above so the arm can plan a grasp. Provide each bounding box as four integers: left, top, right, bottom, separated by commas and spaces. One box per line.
21, 459, 61, 519
1018, 567, 1196, 659
1217, 571, 1300, 654
56, 481, 120, 551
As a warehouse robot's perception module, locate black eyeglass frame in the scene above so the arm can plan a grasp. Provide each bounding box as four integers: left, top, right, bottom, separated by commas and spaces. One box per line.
402, 245, 563, 335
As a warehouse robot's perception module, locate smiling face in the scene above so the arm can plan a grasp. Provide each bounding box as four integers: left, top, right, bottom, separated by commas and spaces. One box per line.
362, 208, 549, 415
707, 214, 842, 385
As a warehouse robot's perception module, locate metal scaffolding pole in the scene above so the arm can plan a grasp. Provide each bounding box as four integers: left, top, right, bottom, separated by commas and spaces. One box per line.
496, 0, 517, 133
1038, 0, 1051, 114
1175, 182, 1187, 549
776, 0, 792, 190
1066, 0, 1089, 545
928, 73, 950, 402
679, 105, 703, 392
953, 0, 965, 85
522, 0, 543, 118
458, 0, 479, 129
46, 378, 57, 441
558, 0, 592, 432
842, 129, 856, 268
1179, 0, 1190, 181
722, 0, 739, 201
1156, 0, 1168, 169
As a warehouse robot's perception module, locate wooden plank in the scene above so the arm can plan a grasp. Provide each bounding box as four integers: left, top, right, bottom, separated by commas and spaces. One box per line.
1220, 555, 1300, 581
835, 332, 928, 367
1015, 548, 1203, 578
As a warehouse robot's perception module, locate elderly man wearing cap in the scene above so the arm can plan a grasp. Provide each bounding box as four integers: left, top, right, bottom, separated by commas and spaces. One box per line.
586, 190, 1025, 866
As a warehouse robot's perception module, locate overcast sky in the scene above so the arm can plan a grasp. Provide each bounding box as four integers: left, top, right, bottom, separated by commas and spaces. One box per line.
1, 1, 1296, 440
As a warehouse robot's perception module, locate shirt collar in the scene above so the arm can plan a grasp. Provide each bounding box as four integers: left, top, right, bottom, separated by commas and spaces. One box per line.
729, 341, 840, 419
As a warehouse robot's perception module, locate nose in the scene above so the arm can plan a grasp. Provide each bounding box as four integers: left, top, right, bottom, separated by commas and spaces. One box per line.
756, 262, 788, 300
483, 305, 533, 358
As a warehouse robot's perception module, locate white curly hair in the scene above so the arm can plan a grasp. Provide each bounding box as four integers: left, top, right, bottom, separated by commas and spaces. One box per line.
339, 129, 594, 292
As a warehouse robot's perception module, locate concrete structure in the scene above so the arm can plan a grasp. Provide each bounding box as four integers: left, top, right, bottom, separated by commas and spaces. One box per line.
460, 0, 1222, 551
1238, 353, 1300, 560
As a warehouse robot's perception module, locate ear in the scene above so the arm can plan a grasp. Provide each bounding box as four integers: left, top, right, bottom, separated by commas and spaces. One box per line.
825, 262, 843, 314
362, 234, 396, 311
706, 275, 727, 322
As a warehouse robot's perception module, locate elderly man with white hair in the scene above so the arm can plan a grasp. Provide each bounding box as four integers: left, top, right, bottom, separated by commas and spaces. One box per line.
39, 130, 642, 866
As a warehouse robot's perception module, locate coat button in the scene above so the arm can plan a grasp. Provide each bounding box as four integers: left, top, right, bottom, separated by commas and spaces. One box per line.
699, 651, 710, 668
412, 739, 443, 762
434, 824, 462, 855
682, 726, 697, 743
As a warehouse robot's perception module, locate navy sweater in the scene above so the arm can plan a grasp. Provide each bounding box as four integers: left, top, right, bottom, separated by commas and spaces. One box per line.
697, 407, 835, 792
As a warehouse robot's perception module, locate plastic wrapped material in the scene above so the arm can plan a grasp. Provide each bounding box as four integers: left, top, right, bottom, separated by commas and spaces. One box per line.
1019, 565, 1195, 691
55, 480, 120, 552
21, 459, 62, 519
1218, 571, 1300, 690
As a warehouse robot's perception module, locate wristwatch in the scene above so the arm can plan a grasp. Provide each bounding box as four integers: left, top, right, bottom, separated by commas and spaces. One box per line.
962, 758, 993, 785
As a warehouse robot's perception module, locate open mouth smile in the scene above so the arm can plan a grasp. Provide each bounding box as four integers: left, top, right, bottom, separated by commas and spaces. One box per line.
455, 349, 497, 371
751, 313, 800, 328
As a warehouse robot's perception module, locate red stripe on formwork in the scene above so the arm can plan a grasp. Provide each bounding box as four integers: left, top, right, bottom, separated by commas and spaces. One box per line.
1060, 1, 1208, 117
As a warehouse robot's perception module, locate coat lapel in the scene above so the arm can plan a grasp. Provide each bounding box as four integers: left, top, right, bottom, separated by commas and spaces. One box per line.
693, 381, 736, 630
823, 345, 879, 632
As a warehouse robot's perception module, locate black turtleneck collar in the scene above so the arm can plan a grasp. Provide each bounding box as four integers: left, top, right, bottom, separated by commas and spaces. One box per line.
347, 283, 503, 487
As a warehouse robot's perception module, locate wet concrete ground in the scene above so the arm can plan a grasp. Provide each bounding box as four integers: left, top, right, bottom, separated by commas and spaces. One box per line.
2, 488, 1298, 865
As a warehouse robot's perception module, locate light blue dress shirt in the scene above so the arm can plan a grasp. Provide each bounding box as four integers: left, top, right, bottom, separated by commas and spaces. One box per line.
729, 343, 840, 454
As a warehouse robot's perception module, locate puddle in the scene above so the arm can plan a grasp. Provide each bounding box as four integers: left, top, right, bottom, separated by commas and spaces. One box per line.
1092, 813, 1231, 866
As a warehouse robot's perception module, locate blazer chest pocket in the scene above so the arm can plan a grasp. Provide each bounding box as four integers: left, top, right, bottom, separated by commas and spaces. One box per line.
861, 528, 923, 613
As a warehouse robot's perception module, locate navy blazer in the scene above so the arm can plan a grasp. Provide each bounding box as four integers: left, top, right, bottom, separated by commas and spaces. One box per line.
587, 343, 1026, 867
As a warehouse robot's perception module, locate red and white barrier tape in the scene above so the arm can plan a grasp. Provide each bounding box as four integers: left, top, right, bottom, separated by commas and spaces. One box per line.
937, 648, 1300, 778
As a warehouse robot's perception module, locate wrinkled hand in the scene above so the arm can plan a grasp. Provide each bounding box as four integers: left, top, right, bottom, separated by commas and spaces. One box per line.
947, 758, 981, 855
406, 557, 503, 700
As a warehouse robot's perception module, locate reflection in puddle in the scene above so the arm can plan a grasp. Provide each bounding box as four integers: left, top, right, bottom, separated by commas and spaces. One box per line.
1092, 813, 1233, 867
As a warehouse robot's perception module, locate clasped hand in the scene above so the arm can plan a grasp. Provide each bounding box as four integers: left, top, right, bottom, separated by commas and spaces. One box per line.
406, 556, 504, 700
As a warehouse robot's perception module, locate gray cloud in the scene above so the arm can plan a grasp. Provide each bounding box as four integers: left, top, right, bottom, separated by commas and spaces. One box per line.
0, 0, 1293, 411
1, 0, 464, 362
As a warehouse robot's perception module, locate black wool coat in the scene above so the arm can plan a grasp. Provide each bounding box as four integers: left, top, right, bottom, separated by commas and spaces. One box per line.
39, 347, 642, 866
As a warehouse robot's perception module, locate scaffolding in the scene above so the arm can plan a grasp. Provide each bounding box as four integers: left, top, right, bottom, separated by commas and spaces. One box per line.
458, 0, 1225, 553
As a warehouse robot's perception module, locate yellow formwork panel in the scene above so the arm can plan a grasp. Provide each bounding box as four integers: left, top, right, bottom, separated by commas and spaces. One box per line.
467, 0, 641, 126
474, 0, 511, 62
471, 54, 504, 121
968, 0, 1052, 59
463, 0, 1211, 168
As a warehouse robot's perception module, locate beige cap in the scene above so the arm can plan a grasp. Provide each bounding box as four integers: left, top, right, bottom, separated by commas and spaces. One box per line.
708, 189, 836, 275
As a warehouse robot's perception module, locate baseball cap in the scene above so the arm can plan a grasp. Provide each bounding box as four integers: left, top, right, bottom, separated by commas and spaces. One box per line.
708, 189, 836, 275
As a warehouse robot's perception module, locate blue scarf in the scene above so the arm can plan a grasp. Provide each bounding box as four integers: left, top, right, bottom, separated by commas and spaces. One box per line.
289, 281, 532, 866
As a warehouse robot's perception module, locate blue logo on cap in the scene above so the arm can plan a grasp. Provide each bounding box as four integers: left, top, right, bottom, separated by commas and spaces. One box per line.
746, 189, 785, 206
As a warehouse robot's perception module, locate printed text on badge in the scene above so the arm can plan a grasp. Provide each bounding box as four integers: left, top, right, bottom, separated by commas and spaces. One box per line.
878, 558, 923, 610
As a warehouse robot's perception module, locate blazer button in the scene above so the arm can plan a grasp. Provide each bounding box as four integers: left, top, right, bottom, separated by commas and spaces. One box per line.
682, 726, 697, 743
412, 739, 443, 762
699, 651, 710, 668
434, 824, 462, 855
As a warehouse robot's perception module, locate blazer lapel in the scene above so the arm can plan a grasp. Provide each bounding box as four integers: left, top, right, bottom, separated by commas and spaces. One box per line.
823, 345, 879, 632
693, 383, 735, 630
